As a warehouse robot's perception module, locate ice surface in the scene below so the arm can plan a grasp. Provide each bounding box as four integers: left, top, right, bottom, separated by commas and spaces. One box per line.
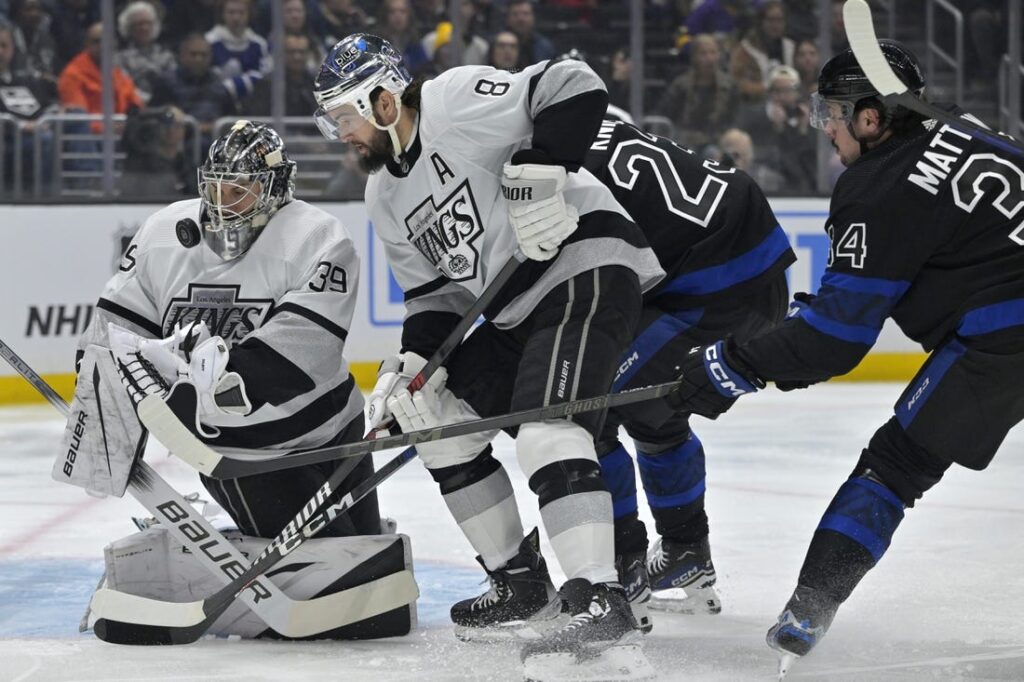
1, 384, 1022, 681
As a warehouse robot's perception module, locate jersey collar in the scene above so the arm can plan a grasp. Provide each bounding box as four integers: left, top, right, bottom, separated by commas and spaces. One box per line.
386, 112, 421, 178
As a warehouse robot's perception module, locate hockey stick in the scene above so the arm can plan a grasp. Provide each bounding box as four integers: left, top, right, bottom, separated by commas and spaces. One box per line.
141, 379, 682, 478
0, 338, 417, 644
843, 0, 1024, 158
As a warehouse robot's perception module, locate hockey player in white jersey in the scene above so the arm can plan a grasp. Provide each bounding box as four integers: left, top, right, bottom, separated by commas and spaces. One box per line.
314, 34, 663, 678
69, 121, 413, 639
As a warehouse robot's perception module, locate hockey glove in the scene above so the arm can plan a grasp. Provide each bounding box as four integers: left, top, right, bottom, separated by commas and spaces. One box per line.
501, 159, 579, 262
366, 352, 447, 431
109, 323, 252, 437
389, 378, 496, 467
668, 338, 765, 419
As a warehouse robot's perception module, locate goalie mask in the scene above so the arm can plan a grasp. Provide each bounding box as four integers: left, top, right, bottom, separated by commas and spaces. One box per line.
198, 120, 296, 260
313, 33, 411, 155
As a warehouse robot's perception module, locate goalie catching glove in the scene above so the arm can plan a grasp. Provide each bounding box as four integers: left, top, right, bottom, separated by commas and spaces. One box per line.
108, 323, 252, 438
501, 154, 579, 262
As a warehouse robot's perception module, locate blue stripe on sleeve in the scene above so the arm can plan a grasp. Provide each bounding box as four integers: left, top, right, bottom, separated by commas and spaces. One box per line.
957, 298, 1024, 336
660, 226, 792, 297
799, 271, 910, 345
801, 309, 882, 345
820, 272, 910, 298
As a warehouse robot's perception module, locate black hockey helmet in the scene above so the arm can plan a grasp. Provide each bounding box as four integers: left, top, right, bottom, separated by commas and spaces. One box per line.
198, 120, 296, 260
811, 39, 925, 132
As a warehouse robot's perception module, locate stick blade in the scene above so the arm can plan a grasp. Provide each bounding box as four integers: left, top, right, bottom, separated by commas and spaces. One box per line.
843, 0, 906, 96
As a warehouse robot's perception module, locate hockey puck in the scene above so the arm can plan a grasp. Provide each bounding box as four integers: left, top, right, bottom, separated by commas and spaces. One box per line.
176, 218, 201, 247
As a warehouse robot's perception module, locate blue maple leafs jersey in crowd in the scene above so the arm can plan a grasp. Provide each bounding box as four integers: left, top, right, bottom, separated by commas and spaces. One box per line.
738, 110, 1024, 382
77, 198, 364, 457
584, 120, 795, 308
365, 59, 664, 357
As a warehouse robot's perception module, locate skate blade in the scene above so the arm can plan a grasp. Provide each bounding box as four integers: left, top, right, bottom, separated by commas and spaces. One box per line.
776, 652, 798, 680
648, 587, 721, 615
523, 644, 656, 682
455, 600, 566, 643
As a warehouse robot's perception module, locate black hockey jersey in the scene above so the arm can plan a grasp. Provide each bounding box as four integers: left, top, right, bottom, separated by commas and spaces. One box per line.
584, 120, 795, 308
740, 112, 1024, 382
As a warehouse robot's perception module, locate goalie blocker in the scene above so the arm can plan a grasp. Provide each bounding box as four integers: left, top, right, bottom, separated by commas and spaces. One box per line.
95, 517, 416, 640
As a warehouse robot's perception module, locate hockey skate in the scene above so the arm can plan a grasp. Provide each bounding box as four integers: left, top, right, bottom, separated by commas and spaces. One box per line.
616, 552, 652, 634
646, 536, 722, 615
766, 585, 838, 680
451, 528, 561, 642
521, 578, 654, 682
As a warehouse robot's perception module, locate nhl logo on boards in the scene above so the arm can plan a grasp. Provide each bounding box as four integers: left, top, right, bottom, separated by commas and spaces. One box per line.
405, 180, 484, 282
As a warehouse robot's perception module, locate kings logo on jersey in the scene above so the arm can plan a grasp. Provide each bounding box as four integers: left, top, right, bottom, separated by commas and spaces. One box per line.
404, 180, 484, 282
162, 284, 273, 347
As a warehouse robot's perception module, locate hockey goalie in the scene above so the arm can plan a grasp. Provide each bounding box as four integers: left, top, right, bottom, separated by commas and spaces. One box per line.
52, 120, 416, 643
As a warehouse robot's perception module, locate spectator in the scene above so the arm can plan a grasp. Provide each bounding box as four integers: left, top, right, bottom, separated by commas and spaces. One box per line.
487, 29, 518, 71
717, 127, 783, 193
308, 0, 370, 51
411, 0, 445, 31
205, 0, 272, 104
51, 0, 99, 71
657, 34, 738, 151
421, 0, 489, 66
504, 0, 554, 70
793, 38, 820, 98
10, 0, 57, 79
605, 47, 632, 112
116, 1, 176, 104
737, 64, 815, 193
149, 32, 236, 148
58, 23, 143, 131
730, 0, 795, 102
281, 0, 323, 64
376, 0, 429, 75
0, 21, 57, 192
686, 0, 747, 48
162, 0, 219, 47
784, 0, 818, 42
120, 105, 194, 199
241, 32, 317, 117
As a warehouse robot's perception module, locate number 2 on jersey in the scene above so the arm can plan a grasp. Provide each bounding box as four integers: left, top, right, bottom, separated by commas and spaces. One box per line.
608, 137, 730, 228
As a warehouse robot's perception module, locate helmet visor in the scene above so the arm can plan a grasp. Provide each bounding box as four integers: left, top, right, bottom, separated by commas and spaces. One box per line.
197, 170, 271, 232
810, 93, 856, 130
314, 102, 370, 141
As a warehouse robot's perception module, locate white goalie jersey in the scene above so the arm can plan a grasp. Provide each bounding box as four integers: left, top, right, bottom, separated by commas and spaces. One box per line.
366, 59, 664, 353
78, 198, 364, 455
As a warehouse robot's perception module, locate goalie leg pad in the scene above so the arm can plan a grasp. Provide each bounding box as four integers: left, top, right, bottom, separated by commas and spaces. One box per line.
99, 525, 417, 639
53, 344, 146, 497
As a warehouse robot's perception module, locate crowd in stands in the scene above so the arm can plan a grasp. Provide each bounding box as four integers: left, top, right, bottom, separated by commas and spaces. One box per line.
0, 0, 1010, 200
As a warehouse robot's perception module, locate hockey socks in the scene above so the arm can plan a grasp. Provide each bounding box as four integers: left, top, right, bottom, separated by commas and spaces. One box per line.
770, 475, 907, 670
807, 475, 905, 599
427, 447, 524, 571
636, 432, 708, 542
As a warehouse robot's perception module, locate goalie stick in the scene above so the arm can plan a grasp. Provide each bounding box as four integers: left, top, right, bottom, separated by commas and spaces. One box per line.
141, 378, 682, 478
0, 337, 417, 644
843, 0, 1024, 158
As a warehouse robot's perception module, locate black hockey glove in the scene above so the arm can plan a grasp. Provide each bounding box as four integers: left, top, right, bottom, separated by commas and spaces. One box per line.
667, 338, 765, 419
